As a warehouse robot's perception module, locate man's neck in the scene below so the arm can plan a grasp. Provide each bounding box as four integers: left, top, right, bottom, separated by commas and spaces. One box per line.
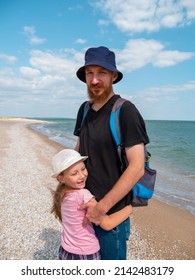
92, 92, 115, 111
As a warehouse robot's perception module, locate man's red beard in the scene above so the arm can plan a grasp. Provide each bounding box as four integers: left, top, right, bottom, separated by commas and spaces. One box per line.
87, 84, 112, 103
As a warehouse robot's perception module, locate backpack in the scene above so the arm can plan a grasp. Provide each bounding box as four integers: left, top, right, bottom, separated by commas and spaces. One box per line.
81, 97, 157, 207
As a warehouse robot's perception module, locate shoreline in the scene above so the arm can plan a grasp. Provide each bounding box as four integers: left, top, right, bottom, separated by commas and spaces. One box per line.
0, 118, 194, 260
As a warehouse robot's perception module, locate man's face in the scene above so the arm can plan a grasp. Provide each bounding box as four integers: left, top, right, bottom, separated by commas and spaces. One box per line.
85, 65, 118, 103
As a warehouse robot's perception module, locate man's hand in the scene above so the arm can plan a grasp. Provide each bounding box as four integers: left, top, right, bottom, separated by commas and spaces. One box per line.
80, 199, 106, 226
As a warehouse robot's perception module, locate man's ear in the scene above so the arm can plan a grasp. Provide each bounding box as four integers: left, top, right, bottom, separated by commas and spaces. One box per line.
112, 72, 118, 83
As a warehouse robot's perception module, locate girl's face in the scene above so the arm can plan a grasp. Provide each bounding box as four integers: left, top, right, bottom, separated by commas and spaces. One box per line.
58, 160, 88, 189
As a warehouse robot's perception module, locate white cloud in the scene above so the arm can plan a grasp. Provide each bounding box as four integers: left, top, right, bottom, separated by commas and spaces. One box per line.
75, 38, 87, 44
22, 26, 46, 45
94, 0, 195, 33
0, 53, 18, 64
182, 0, 195, 19
19, 67, 40, 78
154, 50, 193, 67
29, 50, 79, 77
132, 80, 195, 100
116, 39, 194, 71
0, 48, 86, 110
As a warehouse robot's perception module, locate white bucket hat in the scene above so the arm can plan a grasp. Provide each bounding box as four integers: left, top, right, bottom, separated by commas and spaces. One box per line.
51, 149, 88, 178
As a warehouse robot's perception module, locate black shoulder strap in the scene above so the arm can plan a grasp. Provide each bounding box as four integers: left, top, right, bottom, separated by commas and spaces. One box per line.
81, 101, 91, 127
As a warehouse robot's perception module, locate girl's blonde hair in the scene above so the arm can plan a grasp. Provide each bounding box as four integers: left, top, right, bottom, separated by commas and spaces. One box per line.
50, 182, 71, 222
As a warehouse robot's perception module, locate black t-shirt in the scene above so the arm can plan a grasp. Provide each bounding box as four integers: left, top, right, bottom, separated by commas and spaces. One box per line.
74, 95, 149, 214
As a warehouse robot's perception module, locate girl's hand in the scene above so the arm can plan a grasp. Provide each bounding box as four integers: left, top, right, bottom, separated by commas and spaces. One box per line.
80, 199, 106, 226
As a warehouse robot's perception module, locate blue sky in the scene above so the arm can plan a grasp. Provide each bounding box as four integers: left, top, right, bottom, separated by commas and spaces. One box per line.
0, 0, 195, 120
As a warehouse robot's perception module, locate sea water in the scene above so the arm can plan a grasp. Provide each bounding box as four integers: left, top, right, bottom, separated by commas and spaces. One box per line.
32, 119, 195, 215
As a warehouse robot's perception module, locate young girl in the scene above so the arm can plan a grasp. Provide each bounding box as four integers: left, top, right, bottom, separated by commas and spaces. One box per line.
51, 149, 132, 260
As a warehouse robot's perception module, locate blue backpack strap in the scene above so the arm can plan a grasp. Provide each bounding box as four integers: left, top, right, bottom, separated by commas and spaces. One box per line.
81, 101, 91, 127
110, 97, 151, 168
109, 98, 127, 165
109, 97, 127, 147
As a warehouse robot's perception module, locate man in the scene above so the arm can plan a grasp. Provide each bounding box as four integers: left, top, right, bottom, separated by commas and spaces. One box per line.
74, 46, 149, 259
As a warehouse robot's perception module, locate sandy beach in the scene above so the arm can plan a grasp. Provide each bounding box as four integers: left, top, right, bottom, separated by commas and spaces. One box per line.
0, 119, 194, 260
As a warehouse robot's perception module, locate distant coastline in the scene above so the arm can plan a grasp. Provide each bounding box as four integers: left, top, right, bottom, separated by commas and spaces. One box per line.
0, 117, 48, 123
0, 116, 195, 122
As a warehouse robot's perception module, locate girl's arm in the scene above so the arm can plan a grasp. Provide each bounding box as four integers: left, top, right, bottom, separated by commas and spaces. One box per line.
100, 205, 132, 231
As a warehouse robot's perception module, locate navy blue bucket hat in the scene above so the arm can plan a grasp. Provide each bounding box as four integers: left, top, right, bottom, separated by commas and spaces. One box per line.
76, 46, 123, 84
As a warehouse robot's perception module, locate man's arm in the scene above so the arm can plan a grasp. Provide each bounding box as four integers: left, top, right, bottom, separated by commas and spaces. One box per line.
100, 204, 132, 231
85, 143, 145, 225
74, 138, 80, 152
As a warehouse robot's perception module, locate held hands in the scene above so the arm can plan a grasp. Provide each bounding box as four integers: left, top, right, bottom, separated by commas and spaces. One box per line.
80, 199, 106, 226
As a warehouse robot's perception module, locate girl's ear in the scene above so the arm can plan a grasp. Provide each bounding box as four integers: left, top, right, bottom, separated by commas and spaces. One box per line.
57, 174, 64, 183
